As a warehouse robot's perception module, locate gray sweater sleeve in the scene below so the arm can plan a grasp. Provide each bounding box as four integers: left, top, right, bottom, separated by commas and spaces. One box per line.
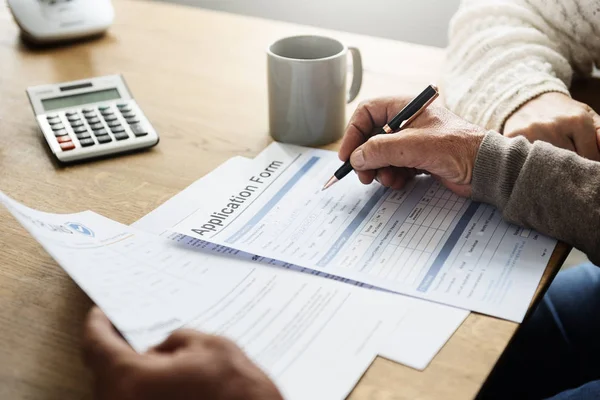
472, 131, 600, 265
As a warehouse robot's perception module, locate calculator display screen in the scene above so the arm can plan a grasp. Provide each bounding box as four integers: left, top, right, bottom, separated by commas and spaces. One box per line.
41, 88, 121, 111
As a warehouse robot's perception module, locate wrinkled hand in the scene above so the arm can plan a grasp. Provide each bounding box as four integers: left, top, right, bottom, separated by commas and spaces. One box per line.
504, 92, 600, 160
82, 307, 283, 400
339, 97, 487, 197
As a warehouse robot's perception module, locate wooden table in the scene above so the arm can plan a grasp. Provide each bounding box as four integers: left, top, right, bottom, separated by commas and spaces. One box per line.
0, 1, 572, 399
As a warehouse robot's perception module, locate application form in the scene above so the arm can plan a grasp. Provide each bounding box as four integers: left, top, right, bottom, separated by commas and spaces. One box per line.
0, 191, 418, 400
171, 143, 557, 322
133, 156, 469, 370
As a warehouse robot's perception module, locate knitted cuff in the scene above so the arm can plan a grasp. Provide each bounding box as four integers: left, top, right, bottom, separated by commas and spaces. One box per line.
471, 131, 532, 210
485, 78, 571, 133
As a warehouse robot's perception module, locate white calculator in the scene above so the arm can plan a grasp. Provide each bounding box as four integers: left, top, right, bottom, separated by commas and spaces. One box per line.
27, 75, 159, 163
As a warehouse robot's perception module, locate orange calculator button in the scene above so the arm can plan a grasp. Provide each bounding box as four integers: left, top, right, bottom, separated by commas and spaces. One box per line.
56, 136, 72, 143
59, 141, 76, 151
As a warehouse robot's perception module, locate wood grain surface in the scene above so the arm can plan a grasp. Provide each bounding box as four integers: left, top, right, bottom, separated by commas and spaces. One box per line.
0, 1, 573, 399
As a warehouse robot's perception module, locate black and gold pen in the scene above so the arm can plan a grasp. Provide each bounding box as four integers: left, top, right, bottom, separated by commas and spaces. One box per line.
322, 84, 439, 191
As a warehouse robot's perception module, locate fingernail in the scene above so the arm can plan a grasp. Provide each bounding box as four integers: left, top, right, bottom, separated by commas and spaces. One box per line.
351, 149, 365, 168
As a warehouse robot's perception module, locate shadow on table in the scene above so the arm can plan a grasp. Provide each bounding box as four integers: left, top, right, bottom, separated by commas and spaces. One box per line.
16, 32, 116, 53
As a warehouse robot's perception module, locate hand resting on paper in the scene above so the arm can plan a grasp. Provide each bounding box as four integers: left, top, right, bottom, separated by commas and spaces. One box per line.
82, 307, 283, 400
339, 97, 487, 197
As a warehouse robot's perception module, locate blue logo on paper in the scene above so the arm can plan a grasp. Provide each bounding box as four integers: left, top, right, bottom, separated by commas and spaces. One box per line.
65, 222, 95, 237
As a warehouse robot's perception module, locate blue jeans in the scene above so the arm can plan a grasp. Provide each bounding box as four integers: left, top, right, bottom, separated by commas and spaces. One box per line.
479, 263, 600, 399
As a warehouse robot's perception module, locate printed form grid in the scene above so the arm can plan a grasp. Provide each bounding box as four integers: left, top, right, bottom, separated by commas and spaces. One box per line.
358, 181, 466, 286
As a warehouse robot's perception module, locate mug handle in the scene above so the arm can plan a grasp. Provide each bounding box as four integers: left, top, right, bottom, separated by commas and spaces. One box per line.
347, 47, 363, 103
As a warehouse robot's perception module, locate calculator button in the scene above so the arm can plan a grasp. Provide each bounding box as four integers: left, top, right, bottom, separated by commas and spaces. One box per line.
113, 132, 129, 141
84, 113, 96, 119
51, 123, 65, 131
130, 123, 148, 136
101, 110, 114, 116
46, 114, 59, 119
111, 125, 125, 132
53, 129, 68, 137
47, 116, 60, 124
56, 135, 72, 143
86, 117, 101, 124
82, 108, 95, 113
98, 105, 110, 111
65, 111, 78, 117
107, 120, 121, 128
73, 126, 87, 134
70, 120, 84, 127
89, 123, 104, 130
125, 118, 140, 125
103, 114, 118, 122
79, 138, 95, 147
117, 103, 129, 109
96, 135, 112, 144
93, 128, 108, 136
59, 141, 75, 151
119, 107, 133, 114
76, 132, 91, 140
67, 115, 81, 122
121, 111, 135, 119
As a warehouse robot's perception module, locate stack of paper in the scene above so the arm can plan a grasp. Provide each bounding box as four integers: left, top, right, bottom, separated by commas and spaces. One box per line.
150, 143, 556, 323
0, 192, 465, 400
0, 142, 556, 400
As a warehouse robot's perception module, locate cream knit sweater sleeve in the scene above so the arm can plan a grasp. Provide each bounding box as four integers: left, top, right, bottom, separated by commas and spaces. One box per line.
443, 0, 600, 131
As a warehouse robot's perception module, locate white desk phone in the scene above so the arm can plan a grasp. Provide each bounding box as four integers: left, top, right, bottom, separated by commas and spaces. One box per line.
7, 0, 114, 44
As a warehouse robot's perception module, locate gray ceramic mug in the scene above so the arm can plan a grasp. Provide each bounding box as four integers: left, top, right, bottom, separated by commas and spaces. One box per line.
267, 35, 362, 146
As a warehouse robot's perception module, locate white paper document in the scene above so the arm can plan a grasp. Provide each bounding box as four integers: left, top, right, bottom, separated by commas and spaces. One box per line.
0, 191, 451, 399
171, 143, 557, 322
133, 156, 469, 370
